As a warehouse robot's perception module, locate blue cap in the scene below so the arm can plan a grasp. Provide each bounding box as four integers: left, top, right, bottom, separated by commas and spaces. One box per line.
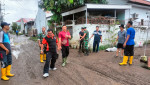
1, 22, 10, 28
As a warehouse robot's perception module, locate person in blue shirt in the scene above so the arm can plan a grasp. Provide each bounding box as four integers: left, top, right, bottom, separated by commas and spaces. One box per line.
119, 21, 135, 66
16, 30, 18, 36
0, 22, 15, 81
90, 26, 102, 53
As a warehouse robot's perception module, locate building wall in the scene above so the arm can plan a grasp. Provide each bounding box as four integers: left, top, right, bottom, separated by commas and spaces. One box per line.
125, 4, 150, 25
34, 7, 48, 34
69, 24, 119, 48
69, 24, 150, 48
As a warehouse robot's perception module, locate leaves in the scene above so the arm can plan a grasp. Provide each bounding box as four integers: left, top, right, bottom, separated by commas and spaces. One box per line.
40, 0, 108, 24
11, 22, 21, 32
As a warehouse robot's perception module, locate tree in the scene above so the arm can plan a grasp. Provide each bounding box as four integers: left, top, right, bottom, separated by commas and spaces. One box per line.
12, 22, 21, 32
105, 24, 119, 47
40, 0, 108, 24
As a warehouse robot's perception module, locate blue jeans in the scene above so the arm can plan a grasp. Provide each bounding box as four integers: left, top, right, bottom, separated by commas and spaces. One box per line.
93, 41, 100, 52
0, 43, 12, 68
0, 51, 12, 68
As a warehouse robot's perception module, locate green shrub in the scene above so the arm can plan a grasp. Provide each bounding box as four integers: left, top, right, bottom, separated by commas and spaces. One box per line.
29, 36, 38, 42
9, 30, 15, 35
143, 40, 150, 45
18, 33, 23, 35
99, 44, 111, 51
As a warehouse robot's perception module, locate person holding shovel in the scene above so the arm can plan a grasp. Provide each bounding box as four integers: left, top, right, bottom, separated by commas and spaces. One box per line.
119, 21, 135, 66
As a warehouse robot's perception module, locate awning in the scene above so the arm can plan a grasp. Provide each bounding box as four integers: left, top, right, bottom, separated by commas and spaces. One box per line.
61, 4, 132, 16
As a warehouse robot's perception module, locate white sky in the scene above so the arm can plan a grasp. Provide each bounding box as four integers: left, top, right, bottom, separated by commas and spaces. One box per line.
1, 0, 39, 23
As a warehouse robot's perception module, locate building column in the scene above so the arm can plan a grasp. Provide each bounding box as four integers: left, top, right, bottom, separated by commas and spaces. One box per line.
62, 16, 64, 26
114, 9, 117, 24
114, 9, 116, 19
86, 9, 87, 26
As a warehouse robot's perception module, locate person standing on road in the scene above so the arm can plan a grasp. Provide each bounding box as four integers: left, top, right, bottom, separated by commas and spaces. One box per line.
16, 30, 19, 36
58, 25, 71, 67
114, 24, 126, 57
79, 27, 84, 53
0, 22, 15, 81
119, 21, 135, 66
38, 27, 47, 63
41, 29, 60, 78
89, 26, 102, 53
80, 27, 89, 56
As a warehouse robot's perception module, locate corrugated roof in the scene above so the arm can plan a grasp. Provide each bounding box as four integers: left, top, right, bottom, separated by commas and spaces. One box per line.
130, 0, 150, 5
16, 18, 34, 23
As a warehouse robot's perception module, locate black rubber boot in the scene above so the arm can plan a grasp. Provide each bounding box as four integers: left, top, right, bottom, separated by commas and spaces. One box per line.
84, 49, 89, 56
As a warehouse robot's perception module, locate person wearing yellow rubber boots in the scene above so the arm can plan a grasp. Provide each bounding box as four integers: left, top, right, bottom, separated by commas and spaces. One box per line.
38, 27, 47, 63
119, 21, 135, 66
0, 22, 15, 81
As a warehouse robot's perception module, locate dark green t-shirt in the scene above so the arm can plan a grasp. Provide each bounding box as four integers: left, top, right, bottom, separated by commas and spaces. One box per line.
38, 33, 46, 43
84, 30, 89, 41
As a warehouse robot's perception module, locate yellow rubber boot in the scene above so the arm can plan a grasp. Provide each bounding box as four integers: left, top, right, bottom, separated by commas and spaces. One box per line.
40, 54, 44, 63
43, 54, 46, 61
129, 56, 133, 65
6, 65, 15, 77
1, 68, 9, 81
119, 56, 128, 66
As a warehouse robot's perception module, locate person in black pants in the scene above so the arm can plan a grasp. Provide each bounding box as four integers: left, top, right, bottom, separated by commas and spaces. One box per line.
58, 25, 71, 67
89, 26, 102, 53
79, 27, 84, 53
41, 29, 60, 78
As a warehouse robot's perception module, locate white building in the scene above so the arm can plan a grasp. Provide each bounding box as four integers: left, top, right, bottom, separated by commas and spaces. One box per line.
34, 7, 53, 34
59, 0, 150, 47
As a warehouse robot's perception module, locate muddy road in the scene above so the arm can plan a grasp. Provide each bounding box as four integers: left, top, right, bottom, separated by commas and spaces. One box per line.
0, 35, 150, 85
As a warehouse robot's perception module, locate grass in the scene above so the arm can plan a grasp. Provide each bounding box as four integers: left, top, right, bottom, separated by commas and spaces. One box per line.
29, 36, 38, 42
143, 40, 150, 45
99, 44, 111, 51
18, 33, 24, 35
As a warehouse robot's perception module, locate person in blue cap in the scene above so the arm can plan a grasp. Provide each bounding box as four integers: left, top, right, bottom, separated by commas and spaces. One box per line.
0, 22, 15, 81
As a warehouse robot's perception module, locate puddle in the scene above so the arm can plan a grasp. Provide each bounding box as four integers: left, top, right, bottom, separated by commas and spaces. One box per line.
12, 50, 20, 59
10, 36, 29, 59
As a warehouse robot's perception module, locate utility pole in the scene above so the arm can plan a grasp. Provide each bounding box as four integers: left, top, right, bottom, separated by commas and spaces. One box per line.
0, 0, 4, 24
0, 1, 2, 24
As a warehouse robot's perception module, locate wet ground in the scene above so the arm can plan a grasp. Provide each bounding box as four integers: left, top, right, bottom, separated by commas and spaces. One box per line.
0, 35, 150, 85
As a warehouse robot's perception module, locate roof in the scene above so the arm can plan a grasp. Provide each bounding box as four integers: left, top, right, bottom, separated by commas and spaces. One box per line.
130, 0, 150, 6
86, 4, 132, 9
16, 18, 34, 23
61, 4, 132, 16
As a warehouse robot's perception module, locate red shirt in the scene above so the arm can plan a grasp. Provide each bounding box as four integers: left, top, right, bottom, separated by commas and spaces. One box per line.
42, 35, 58, 51
58, 31, 70, 46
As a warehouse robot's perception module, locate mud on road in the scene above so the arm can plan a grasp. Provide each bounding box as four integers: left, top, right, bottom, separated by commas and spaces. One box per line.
0, 35, 150, 85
